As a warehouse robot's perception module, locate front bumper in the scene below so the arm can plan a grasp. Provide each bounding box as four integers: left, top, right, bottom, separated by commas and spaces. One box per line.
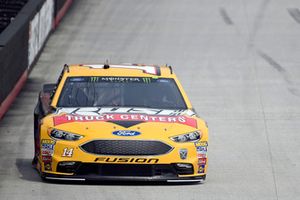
38, 134, 208, 183
41, 162, 206, 183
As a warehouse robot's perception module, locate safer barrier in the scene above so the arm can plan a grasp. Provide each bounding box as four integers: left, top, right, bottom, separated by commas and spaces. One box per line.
54, 0, 73, 27
0, 0, 73, 119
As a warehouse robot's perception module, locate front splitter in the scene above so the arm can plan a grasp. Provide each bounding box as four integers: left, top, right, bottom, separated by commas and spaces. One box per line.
42, 173, 206, 183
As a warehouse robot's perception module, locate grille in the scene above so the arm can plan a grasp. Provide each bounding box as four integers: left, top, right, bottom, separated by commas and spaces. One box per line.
80, 140, 173, 156
57, 163, 194, 176
75, 164, 186, 176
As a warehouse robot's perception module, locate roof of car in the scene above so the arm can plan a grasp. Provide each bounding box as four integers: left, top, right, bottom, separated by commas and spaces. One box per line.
63, 64, 174, 77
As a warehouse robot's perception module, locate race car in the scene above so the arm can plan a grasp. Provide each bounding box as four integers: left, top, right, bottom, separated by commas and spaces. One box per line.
33, 63, 209, 182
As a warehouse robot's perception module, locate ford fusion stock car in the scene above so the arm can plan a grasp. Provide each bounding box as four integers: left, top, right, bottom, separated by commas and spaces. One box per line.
33, 63, 209, 182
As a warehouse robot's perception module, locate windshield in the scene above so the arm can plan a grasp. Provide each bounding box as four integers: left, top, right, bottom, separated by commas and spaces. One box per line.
57, 76, 187, 109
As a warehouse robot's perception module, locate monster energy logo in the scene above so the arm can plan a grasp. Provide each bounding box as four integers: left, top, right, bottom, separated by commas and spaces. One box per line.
142, 78, 151, 83
90, 77, 99, 82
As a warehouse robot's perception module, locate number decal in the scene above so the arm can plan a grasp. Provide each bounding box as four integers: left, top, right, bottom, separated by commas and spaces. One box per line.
62, 148, 74, 157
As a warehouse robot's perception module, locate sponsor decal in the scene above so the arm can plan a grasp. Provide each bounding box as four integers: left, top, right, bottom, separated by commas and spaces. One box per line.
157, 79, 169, 83
198, 165, 205, 173
41, 139, 55, 150
196, 146, 207, 153
53, 113, 197, 128
90, 77, 99, 82
86, 76, 142, 83
94, 157, 159, 164
62, 148, 74, 157
55, 107, 196, 117
84, 65, 159, 75
195, 141, 208, 166
44, 163, 52, 171
42, 156, 52, 162
198, 158, 207, 165
70, 77, 86, 82
194, 141, 208, 147
41, 139, 56, 171
179, 148, 188, 160
28, 0, 54, 67
100, 77, 141, 82
197, 153, 206, 158
112, 130, 141, 136
142, 77, 151, 83
41, 150, 52, 156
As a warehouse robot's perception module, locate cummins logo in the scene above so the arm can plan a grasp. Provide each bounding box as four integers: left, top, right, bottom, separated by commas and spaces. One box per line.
112, 130, 141, 136
179, 148, 188, 160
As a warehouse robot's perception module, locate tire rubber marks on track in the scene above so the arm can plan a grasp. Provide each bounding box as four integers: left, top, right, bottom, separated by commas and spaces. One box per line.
247, 0, 270, 48
287, 8, 300, 24
258, 50, 300, 97
219, 7, 233, 25
257, 51, 286, 73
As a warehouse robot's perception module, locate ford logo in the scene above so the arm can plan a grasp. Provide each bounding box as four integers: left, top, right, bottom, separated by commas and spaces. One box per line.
112, 130, 141, 136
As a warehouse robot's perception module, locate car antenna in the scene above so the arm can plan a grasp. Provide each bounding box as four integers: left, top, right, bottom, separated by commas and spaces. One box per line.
168, 64, 173, 74
64, 64, 69, 72
104, 59, 110, 69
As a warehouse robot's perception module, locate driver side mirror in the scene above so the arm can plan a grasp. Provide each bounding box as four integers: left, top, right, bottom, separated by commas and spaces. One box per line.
40, 83, 57, 114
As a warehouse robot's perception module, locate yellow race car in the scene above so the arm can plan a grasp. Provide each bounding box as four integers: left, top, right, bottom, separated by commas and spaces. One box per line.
33, 63, 208, 182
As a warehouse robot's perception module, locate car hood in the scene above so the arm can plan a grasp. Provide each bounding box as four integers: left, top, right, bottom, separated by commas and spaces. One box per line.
44, 107, 200, 138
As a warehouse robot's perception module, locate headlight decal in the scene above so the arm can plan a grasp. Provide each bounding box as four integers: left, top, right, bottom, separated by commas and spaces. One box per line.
170, 131, 201, 143
41, 139, 56, 171
49, 129, 83, 141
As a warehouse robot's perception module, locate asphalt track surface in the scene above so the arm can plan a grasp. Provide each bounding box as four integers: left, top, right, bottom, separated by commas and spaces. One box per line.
1, 0, 300, 199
